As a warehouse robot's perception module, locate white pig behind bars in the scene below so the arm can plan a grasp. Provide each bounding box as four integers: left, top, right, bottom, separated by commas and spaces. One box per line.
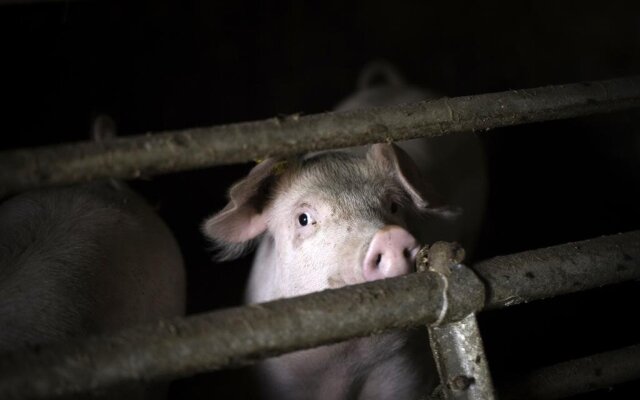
204, 144, 443, 399
202, 63, 487, 399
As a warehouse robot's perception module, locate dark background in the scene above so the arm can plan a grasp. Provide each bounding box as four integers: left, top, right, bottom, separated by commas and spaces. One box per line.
1, 1, 639, 398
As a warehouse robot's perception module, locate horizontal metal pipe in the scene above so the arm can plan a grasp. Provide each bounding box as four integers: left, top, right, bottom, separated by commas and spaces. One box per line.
475, 230, 640, 309
499, 344, 640, 400
0, 269, 454, 399
1, 76, 640, 197
0, 231, 638, 398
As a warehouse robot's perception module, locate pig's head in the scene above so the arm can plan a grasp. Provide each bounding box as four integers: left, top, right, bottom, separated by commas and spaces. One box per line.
203, 143, 455, 301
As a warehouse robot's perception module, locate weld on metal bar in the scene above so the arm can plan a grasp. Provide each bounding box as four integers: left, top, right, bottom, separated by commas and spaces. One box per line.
0, 231, 638, 399
418, 242, 496, 400
500, 344, 640, 400
1, 76, 640, 197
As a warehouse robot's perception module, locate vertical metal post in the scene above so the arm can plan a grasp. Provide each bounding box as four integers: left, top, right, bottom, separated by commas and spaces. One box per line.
429, 314, 496, 400
418, 242, 496, 400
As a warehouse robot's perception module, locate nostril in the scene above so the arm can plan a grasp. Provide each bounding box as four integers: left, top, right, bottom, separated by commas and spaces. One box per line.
375, 253, 382, 266
403, 248, 411, 259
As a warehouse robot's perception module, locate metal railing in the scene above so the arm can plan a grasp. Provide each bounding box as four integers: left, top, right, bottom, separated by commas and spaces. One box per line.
0, 77, 639, 399
1, 76, 639, 197
0, 231, 638, 399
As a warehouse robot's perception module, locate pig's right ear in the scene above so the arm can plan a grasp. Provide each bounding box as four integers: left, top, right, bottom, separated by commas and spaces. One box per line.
369, 143, 461, 219
202, 159, 279, 260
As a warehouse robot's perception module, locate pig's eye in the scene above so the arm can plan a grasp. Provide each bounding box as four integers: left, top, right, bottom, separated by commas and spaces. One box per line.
390, 202, 399, 214
295, 207, 316, 229
298, 213, 309, 226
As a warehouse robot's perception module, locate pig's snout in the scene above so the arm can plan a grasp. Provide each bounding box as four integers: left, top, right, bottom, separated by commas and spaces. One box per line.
363, 226, 419, 281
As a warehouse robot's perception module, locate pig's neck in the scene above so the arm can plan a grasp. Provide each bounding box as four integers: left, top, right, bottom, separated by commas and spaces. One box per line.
258, 330, 434, 400
245, 236, 436, 399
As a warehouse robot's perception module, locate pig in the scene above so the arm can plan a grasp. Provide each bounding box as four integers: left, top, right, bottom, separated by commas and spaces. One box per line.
202, 63, 486, 399
0, 117, 186, 398
0, 182, 186, 349
203, 144, 449, 399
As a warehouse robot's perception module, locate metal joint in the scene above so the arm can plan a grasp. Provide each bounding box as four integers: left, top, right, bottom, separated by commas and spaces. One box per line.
417, 242, 486, 325
419, 242, 496, 400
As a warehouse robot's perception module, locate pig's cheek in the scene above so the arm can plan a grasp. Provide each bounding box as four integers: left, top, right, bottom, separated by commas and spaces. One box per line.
291, 223, 319, 248
292, 230, 310, 248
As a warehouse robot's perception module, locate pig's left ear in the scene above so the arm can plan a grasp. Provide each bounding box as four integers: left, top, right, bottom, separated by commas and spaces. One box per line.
369, 143, 460, 218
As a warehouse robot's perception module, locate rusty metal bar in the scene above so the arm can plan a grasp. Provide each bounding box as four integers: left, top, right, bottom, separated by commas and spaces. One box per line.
2, 76, 640, 196
500, 344, 640, 400
0, 231, 638, 399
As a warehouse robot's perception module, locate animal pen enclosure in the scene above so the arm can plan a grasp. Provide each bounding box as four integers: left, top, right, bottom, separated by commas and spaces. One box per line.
1, 77, 639, 399
0, 2, 639, 400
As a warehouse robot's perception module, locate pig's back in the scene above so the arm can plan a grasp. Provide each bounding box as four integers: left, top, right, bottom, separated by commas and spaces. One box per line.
0, 182, 185, 350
